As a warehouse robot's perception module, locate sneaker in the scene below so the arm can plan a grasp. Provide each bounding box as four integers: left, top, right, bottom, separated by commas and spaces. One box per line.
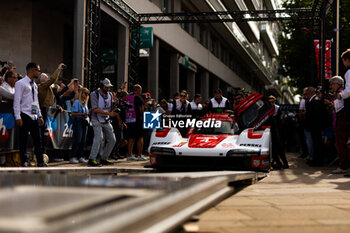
88, 159, 101, 167
69, 158, 79, 164
100, 159, 113, 165
332, 167, 348, 174
21, 161, 30, 167
127, 156, 137, 161
137, 156, 148, 161
110, 154, 119, 160
79, 158, 88, 164
37, 162, 48, 167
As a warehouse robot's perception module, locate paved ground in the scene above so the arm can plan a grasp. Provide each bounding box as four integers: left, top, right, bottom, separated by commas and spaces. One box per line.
48, 157, 150, 169
183, 153, 350, 233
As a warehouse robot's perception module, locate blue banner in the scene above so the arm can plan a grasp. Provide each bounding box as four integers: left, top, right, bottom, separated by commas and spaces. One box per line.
0, 103, 75, 151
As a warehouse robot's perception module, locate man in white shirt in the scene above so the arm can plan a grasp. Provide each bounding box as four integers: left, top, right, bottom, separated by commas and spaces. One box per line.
0, 71, 17, 101
207, 89, 231, 113
13, 62, 46, 167
190, 94, 203, 119
338, 49, 350, 111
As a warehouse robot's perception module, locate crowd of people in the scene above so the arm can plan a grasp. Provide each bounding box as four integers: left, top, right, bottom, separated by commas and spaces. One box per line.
1, 49, 350, 171
290, 49, 350, 174
0, 61, 253, 167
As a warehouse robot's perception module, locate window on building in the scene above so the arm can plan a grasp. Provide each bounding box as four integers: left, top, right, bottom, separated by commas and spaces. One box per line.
220, 44, 225, 62
210, 34, 220, 58
199, 25, 208, 48
229, 54, 236, 71
181, 6, 194, 36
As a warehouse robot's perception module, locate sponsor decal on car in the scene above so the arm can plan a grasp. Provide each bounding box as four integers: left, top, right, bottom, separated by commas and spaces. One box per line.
262, 159, 270, 165
252, 159, 261, 167
173, 142, 186, 147
152, 142, 171, 145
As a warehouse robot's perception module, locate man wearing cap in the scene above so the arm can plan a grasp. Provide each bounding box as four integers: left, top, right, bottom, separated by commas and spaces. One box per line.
88, 78, 117, 166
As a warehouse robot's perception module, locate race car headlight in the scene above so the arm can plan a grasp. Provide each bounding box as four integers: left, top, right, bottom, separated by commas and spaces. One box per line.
150, 147, 176, 156
226, 150, 260, 157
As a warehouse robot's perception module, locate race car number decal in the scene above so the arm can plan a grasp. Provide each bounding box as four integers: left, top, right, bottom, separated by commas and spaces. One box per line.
188, 134, 229, 148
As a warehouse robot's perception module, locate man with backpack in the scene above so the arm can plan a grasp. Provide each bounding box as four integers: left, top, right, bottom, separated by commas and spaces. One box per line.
88, 78, 117, 166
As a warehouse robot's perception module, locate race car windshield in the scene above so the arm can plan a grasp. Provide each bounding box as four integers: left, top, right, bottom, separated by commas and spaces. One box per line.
238, 99, 266, 129
193, 121, 239, 135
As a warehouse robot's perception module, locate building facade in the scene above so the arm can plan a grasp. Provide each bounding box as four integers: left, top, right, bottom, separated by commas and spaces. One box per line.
0, 0, 295, 104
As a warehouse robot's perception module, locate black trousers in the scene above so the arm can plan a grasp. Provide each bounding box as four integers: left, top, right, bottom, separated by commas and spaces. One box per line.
19, 113, 43, 164
40, 107, 47, 152
310, 128, 324, 164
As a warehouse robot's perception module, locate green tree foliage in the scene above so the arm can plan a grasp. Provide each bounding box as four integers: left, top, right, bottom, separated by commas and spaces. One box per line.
278, 0, 350, 93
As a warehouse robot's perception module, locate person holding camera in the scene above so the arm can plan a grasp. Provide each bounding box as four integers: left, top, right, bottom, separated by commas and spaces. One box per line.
110, 91, 127, 160
0, 61, 16, 84
88, 78, 116, 166
69, 87, 90, 164
54, 78, 77, 110
110, 91, 129, 160
38, 63, 64, 110
37, 64, 65, 160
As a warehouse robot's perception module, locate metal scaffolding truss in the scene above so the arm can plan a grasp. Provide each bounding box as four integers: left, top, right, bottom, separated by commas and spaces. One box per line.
138, 8, 318, 24
102, 0, 138, 24
84, 0, 328, 89
85, 0, 101, 91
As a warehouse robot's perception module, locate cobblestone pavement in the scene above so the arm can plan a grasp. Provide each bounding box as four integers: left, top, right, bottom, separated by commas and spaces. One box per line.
182, 153, 350, 233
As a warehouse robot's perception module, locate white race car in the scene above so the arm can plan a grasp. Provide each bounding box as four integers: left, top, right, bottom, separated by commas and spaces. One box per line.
148, 93, 274, 172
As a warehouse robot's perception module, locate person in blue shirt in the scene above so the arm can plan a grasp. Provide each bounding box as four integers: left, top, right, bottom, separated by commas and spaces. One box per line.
69, 87, 90, 164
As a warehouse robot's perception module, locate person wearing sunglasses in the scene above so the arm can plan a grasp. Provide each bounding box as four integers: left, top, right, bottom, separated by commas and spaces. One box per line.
14, 62, 46, 167
266, 95, 289, 169
88, 78, 117, 167
207, 88, 231, 113
171, 90, 191, 115
70, 87, 90, 164
171, 90, 192, 137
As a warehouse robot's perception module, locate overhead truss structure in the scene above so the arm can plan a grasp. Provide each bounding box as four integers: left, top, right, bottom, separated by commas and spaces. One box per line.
84, 0, 328, 89
138, 8, 318, 24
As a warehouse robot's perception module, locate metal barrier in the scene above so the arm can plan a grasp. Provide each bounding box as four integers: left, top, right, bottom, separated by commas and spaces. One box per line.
0, 103, 76, 152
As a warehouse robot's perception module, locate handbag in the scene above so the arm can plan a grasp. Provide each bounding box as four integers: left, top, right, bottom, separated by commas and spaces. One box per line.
81, 116, 90, 127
